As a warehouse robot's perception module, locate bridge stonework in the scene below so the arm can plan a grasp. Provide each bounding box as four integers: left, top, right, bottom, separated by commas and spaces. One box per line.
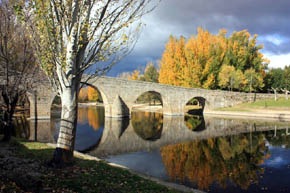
27, 84, 56, 119
86, 76, 278, 117
28, 76, 279, 119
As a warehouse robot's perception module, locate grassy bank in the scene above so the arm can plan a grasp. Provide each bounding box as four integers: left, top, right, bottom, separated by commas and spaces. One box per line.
0, 137, 182, 193
217, 98, 290, 112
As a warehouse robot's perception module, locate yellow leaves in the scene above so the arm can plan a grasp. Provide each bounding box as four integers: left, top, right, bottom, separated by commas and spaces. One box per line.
127, 70, 141, 80
159, 27, 266, 91
88, 86, 100, 101
204, 73, 215, 89
218, 65, 248, 91
121, 34, 128, 41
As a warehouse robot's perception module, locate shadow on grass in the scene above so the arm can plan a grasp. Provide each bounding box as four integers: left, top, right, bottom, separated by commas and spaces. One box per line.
0, 137, 181, 193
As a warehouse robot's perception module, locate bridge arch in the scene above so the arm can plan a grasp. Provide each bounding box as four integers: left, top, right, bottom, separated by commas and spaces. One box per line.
81, 83, 111, 117
184, 96, 207, 115
131, 111, 163, 141
184, 114, 206, 132
131, 90, 163, 114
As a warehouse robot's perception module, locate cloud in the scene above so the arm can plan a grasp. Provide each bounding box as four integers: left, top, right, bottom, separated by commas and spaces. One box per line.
265, 53, 290, 69
108, 0, 290, 76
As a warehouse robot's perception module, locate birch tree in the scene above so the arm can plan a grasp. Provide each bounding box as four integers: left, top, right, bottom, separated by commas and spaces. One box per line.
24, 0, 158, 164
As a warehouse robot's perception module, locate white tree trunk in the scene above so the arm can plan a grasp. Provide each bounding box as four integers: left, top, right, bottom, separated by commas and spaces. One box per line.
272, 89, 277, 101
53, 87, 79, 164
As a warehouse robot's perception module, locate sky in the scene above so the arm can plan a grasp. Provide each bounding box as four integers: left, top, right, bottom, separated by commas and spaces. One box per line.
108, 0, 290, 76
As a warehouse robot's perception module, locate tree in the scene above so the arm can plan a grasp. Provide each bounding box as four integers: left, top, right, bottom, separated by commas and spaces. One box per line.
78, 87, 88, 102
281, 65, 290, 99
244, 68, 264, 93
283, 66, 290, 90
24, 0, 158, 164
88, 86, 102, 102
128, 70, 142, 80
0, 0, 42, 141
158, 28, 267, 91
141, 62, 159, 82
218, 65, 246, 91
158, 35, 181, 86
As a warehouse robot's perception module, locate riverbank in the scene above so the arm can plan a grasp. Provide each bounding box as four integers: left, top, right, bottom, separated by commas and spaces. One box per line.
78, 102, 103, 107
0, 137, 201, 193
205, 110, 290, 120
208, 98, 290, 120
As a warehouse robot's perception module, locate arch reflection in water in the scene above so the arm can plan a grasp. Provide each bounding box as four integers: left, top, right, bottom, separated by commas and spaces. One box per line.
184, 114, 205, 132
131, 111, 163, 141
160, 132, 269, 191
54, 106, 105, 152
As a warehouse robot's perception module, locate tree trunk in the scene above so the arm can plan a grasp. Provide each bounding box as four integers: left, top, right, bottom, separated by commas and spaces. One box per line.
2, 110, 15, 141
2, 92, 18, 142
52, 88, 78, 165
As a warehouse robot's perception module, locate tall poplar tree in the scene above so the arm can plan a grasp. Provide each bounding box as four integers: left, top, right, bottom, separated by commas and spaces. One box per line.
159, 28, 267, 91
24, 0, 158, 164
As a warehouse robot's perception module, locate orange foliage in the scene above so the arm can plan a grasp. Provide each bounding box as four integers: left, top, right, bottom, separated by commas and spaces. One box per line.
88, 86, 101, 101
79, 87, 88, 102
78, 107, 87, 124
160, 133, 269, 190
159, 27, 267, 91
88, 107, 100, 130
78, 107, 104, 130
127, 70, 141, 80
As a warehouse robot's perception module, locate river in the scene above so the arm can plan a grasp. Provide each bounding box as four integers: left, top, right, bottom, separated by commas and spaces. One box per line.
14, 106, 290, 192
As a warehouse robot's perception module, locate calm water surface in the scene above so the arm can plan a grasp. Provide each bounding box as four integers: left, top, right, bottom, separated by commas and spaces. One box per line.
22, 106, 290, 192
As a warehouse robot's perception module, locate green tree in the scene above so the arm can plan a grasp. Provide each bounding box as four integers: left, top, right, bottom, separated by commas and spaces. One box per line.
141, 62, 159, 82
26, 0, 158, 164
283, 65, 290, 90
244, 68, 264, 92
218, 65, 246, 91
269, 68, 284, 89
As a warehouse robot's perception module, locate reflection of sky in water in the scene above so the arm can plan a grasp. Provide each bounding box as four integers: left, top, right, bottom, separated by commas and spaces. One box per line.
75, 124, 104, 151
106, 150, 169, 180
53, 118, 104, 152
263, 145, 290, 168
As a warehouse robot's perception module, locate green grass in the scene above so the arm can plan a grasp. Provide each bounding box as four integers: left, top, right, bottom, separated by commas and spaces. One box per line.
217, 98, 290, 111
0, 138, 182, 193
243, 98, 290, 108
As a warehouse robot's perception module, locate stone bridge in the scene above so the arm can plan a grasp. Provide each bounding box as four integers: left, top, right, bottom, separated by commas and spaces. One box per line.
27, 76, 277, 119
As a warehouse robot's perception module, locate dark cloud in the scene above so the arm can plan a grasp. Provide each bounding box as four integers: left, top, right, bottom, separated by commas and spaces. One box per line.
108, 0, 290, 76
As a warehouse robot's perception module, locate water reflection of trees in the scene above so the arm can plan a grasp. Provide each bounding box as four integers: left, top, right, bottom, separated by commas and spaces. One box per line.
78, 106, 104, 130
265, 128, 290, 148
131, 111, 163, 141
160, 132, 270, 190
184, 115, 205, 132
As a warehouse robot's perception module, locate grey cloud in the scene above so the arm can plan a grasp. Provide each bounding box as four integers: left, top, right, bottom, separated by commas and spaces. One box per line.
108, 0, 290, 76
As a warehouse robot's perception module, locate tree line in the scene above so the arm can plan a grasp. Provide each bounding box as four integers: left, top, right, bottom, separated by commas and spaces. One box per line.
121, 27, 290, 94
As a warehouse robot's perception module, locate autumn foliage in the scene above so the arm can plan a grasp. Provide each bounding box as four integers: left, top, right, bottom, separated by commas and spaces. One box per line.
79, 86, 102, 102
159, 28, 267, 91
78, 106, 104, 130
160, 132, 269, 190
